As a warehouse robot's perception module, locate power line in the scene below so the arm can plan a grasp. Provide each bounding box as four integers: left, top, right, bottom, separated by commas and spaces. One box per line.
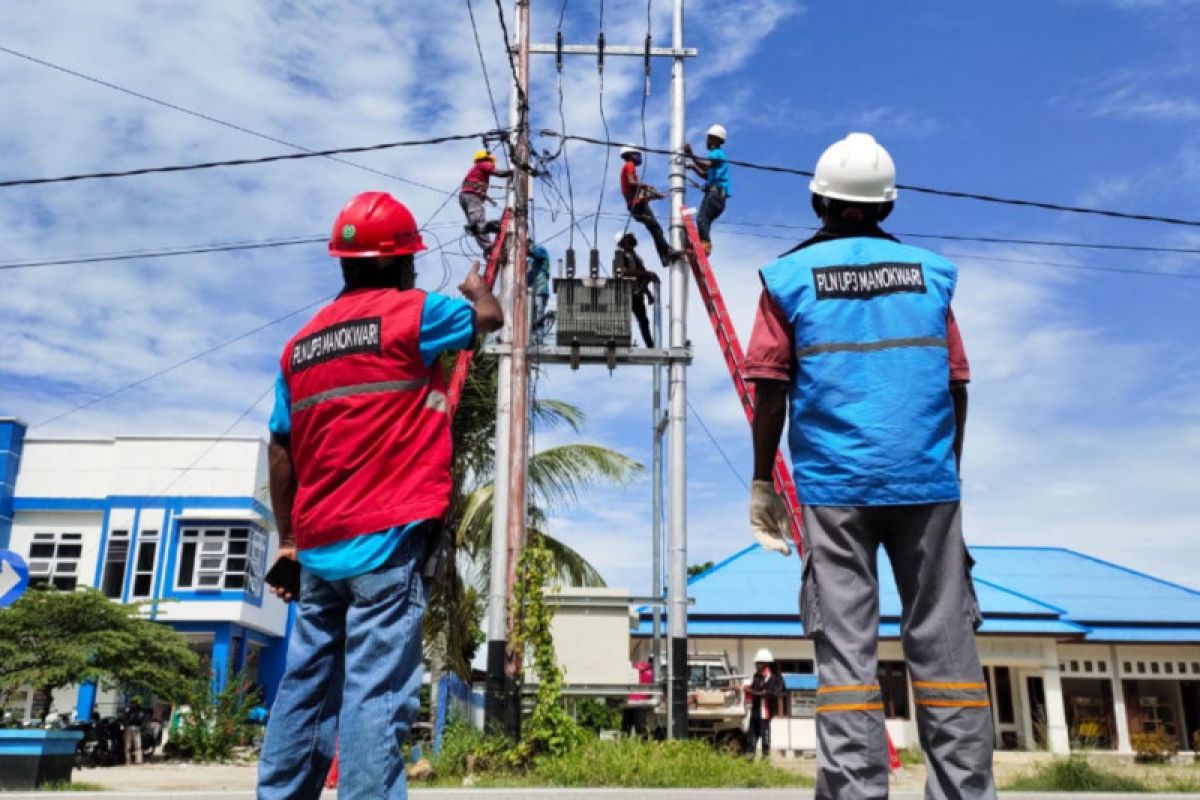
30, 296, 331, 430
0, 44, 447, 194
0, 236, 326, 271
687, 400, 749, 491
539, 131, 1200, 229
714, 218, 1200, 256
0, 130, 507, 189
465, 0, 506, 138
716, 225, 1200, 280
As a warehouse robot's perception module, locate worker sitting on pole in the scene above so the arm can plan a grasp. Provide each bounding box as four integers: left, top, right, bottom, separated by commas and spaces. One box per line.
619, 145, 672, 266
746, 133, 991, 799
460, 150, 512, 253
527, 238, 551, 344
682, 124, 731, 255
615, 231, 659, 348
257, 191, 503, 800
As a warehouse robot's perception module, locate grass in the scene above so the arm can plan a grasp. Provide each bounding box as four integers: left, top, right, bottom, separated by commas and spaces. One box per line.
1003, 756, 1149, 792
431, 721, 810, 789
896, 747, 924, 767
524, 738, 810, 788
35, 780, 106, 791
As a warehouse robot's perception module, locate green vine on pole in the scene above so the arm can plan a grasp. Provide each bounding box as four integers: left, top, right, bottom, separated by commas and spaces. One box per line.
511, 537, 584, 758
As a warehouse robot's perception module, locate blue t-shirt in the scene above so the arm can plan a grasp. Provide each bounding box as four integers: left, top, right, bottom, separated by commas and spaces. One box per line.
705, 147, 732, 196
527, 245, 551, 298
269, 291, 475, 580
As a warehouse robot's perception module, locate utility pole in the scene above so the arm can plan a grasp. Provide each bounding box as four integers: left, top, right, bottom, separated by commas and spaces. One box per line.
665, 0, 690, 740
486, 0, 531, 738
485, 0, 695, 739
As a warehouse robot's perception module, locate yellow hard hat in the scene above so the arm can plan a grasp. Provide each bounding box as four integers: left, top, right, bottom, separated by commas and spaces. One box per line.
474, 149, 496, 162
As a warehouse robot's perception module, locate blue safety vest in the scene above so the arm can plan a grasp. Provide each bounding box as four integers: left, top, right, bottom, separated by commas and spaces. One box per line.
760, 237, 960, 507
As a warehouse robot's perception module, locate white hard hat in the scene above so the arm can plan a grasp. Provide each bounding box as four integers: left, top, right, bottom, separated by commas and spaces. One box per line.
706, 124, 727, 141
620, 144, 641, 158
753, 648, 775, 664
810, 132, 897, 204
615, 231, 627, 244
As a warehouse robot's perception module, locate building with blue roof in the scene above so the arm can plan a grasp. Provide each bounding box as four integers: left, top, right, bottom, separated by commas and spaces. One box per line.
634, 542, 1200, 756
0, 418, 291, 726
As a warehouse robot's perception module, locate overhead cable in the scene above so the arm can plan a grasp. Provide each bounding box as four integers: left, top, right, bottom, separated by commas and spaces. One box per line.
539, 131, 1200, 228
465, 0, 507, 139
0, 130, 508, 189
0, 44, 447, 194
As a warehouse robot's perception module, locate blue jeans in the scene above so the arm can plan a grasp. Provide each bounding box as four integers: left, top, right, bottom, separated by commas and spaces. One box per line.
257, 531, 427, 800
696, 186, 727, 242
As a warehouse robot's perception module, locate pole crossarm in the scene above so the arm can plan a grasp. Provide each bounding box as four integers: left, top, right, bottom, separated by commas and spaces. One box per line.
483, 343, 693, 367
525, 43, 697, 57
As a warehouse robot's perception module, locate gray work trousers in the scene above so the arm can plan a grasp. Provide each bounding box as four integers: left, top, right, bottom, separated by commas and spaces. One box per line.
800, 502, 996, 800
459, 193, 491, 251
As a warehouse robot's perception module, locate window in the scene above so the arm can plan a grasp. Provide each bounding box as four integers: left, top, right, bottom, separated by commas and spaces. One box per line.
177, 526, 266, 595
1098, 661, 1107, 673
776, 659, 815, 675
1192, 662, 1199, 674
994, 666, 1015, 725
1084, 661, 1093, 673
1124, 661, 1132, 674
1070, 660, 1080, 673
101, 529, 130, 598
1179, 662, 1188, 675
130, 530, 159, 599
1165, 662, 1174, 674
878, 661, 910, 719
27, 532, 82, 591
790, 691, 816, 718
1137, 662, 1146, 674
1150, 662, 1160, 674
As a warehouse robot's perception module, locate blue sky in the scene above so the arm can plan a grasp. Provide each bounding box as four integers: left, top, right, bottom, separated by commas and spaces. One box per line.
1, 0, 1197, 592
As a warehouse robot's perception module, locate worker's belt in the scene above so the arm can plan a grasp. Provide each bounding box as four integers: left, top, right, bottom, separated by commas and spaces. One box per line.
794, 336, 946, 361
292, 378, 429, 414
815, 683, 884, 714
461, 182, 489, 196
912, 680, 990, 709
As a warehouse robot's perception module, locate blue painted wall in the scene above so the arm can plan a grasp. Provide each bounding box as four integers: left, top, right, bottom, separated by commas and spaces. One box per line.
0, 419, 26, 550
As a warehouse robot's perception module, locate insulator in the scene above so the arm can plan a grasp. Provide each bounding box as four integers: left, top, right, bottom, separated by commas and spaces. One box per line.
588, 248, 600, 279
565, 248, 576, 278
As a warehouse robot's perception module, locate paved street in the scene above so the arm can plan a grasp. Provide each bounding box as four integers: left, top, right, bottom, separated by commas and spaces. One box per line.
6, 791, 1198, 799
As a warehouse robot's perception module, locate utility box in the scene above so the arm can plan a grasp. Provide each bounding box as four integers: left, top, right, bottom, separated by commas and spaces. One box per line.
544, 587, 638, 687
553, 278, 632, 347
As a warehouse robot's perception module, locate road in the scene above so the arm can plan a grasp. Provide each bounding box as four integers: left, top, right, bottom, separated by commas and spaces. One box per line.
6, 790, 1195, 799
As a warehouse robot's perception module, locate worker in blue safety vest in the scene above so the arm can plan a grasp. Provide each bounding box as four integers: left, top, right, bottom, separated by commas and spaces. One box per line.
745, 133, 993, 800
682, 124, 731, 255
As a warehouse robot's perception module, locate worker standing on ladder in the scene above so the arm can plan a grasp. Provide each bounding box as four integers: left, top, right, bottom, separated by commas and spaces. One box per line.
682, 124, 731, 255
257, 191, 503, 800
745, 133, 992, 800
619, 145, 672, 266
460, 150, 512, 253
615, 231, 659, 348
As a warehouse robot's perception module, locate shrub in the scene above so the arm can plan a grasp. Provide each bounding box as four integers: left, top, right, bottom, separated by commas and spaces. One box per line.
1132, 731, 1178, 763
433, 717, 521, 778
528, 737, 810, 788
167, 671, 258, 762
575, 698, 622, 732
1003, 756, 1148, 792
896, 747, 924, 766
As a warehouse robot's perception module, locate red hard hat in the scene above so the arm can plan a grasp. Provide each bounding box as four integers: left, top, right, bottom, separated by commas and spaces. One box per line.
328, 191, 426, 258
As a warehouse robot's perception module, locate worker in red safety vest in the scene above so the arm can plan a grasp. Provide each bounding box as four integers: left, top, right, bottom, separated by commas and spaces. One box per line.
619, 145, 672, 266
460, 150, 512, 253
256, 191, 502, 800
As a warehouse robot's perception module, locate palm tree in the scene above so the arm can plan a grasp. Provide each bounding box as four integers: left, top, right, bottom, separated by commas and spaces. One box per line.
424, 354, 642, 680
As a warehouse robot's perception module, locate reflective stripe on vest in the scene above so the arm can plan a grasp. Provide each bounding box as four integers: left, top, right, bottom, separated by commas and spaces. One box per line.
291, 378, 428, 415
795, 336, 947, 360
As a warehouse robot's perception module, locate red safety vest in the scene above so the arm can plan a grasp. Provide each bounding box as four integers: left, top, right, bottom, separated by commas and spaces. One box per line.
280, 288, 453, 551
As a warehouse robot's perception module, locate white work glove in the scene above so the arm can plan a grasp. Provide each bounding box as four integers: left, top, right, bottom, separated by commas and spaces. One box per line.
749, 480, 792, 557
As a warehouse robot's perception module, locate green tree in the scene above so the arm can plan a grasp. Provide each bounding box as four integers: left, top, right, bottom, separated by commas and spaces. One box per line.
0, 588, 199, 706
425, 354, 642, 680
687, 561, 715, 579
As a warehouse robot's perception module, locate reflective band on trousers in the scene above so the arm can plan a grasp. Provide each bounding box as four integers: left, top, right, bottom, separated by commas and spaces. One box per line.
816, 683, 883, 713
795, 336, 947, 360
291, 378, 429, 414
912, 680, 990, 708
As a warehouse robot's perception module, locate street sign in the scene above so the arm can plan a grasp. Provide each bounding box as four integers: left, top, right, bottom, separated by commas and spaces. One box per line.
0, 550, 30, 608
